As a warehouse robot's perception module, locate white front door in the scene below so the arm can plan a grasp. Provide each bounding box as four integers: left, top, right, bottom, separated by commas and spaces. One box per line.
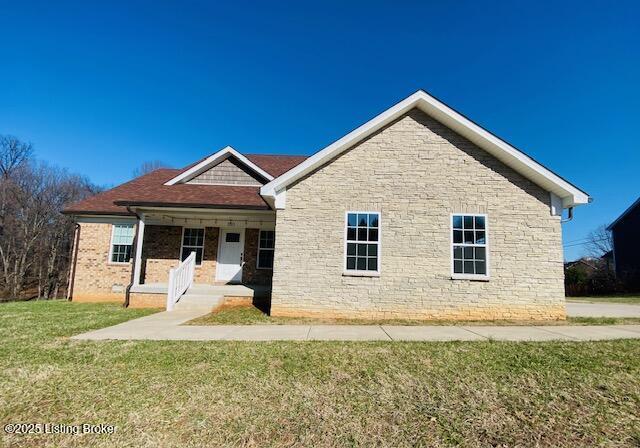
216, 228, 244, 283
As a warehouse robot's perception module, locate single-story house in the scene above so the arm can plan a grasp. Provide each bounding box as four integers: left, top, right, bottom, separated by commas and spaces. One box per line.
607, 197, 640, 290
63, 90, 590, 320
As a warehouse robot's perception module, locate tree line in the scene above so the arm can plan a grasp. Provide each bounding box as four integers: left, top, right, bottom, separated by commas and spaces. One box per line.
0, 135, 100, 301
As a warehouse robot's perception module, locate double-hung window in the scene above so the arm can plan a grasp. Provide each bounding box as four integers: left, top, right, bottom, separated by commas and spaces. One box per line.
110, 224, 134, 263
257, 230, 275, 269
181, 228, 205, 265
345, 212, 380, 274
452, 214, 488, 278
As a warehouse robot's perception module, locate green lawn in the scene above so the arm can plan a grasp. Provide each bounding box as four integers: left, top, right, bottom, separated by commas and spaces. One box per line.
1, 300, 639, 447
568, 295, 640, 305
187, 304, 640, 326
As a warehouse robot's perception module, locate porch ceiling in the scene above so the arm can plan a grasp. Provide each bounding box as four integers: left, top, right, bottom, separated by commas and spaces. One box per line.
138, 207, 276, 228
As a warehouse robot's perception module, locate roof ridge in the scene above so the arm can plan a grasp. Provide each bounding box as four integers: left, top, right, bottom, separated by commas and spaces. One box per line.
261, 89, 590, 209
244, 153, 308, 158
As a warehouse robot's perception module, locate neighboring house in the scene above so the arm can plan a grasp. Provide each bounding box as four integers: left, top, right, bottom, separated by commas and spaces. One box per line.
601, 250, 615, 273
563, 256, 613, 296
607, 197, 640, 289
564, 257, 599, 273
63, 90, 590, 320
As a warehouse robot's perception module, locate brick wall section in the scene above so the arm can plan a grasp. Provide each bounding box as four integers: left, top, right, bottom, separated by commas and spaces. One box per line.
141, 225, 220, 284
187, 157, 264, 186
242, 228, 273, 285
271, 109, 566, 321
196, 227, 220, 283
72, 222, 254, 303
141, 225, 182, 283
72, 222, 133, 302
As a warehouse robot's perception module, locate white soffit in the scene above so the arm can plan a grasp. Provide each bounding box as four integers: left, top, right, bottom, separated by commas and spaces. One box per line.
165, 146, 274, 186
261, 90, 590, 208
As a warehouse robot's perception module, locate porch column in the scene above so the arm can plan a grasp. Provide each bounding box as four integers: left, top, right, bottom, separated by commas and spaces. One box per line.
133, 214, 145, 286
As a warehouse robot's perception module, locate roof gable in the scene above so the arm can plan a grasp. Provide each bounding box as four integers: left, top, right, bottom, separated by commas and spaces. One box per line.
63, 151, 308, 216
186, 157, 265, 186
165, 146, 274, 186
261, 90, 590, 209
62, 168, 271, 215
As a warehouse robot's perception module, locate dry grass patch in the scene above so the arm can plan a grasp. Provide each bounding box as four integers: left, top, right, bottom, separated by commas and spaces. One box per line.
568, 295, 640, 305
1, 300, 639, 447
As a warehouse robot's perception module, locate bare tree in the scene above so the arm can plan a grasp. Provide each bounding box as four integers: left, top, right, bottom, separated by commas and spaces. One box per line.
0, 135, 32, 178
0, 136, 33, 239
0, 135, 99, 300
132, 160, 168, 178
585, 225, 613, 258
32, 171, 97, 299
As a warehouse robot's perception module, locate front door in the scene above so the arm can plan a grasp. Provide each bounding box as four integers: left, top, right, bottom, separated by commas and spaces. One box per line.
216, 228, 244, 283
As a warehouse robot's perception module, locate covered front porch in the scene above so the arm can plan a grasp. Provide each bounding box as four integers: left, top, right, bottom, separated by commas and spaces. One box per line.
127, 207, 275, 309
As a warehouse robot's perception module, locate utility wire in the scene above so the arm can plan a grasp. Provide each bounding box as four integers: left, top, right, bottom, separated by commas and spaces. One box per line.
563, 237, 609, 248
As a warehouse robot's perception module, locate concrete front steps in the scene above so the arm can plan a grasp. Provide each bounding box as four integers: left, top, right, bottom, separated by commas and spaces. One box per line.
174, 293, 223, 312
173, 284, 259, 313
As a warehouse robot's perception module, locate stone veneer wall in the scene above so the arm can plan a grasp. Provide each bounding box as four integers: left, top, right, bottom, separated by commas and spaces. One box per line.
270, 109, 566, 321
242, 228, 273, 286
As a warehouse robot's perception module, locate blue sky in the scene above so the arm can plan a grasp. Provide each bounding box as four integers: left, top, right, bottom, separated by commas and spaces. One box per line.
1, 0, 638, 260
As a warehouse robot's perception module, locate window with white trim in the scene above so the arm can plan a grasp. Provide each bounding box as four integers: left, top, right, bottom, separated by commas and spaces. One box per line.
257, 230, 275, 269
110, 224, 134, 263
181, 228, 204, 265
452, 214, 488, 276
345, 212, 380, 273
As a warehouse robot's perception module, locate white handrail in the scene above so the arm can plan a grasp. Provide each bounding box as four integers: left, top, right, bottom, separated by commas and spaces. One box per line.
166, 251, 196, 311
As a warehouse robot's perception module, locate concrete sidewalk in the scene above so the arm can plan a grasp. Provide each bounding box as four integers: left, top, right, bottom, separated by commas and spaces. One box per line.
566, 302, 640, 318
71, 310, 640, 342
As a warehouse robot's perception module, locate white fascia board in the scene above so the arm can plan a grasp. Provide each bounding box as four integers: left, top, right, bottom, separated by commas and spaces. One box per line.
132, 206, 275, 216
260, 90, 590, 208
73, 215, 136, 224
274, 189, 286, 209
165, 146, 274, 186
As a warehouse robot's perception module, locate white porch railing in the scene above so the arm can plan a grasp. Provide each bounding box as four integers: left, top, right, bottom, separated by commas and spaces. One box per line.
166, 251, 196, 311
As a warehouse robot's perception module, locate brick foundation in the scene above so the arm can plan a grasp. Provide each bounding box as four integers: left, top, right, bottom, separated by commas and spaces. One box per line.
128, 293, 166, 308
72, 293, 124, 303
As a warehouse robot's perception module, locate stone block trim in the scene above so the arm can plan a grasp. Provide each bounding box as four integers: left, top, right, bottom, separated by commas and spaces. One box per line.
271, 108, 566, 321
270, 305, 566, 321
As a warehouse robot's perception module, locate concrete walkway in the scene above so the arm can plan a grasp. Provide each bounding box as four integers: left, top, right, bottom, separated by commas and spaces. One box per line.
71, 310, 640, 342
566, 302, 640, 318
